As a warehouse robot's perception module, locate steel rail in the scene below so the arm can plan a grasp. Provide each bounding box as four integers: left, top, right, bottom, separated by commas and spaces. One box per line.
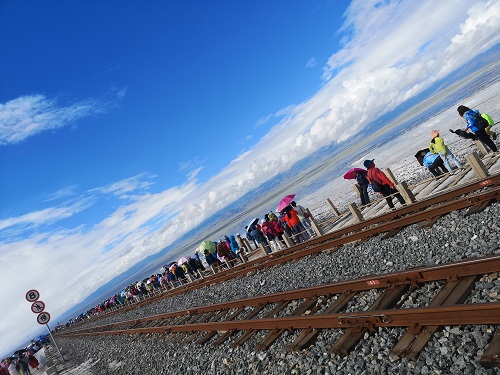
66, 303, 500, 336
60, 253, 500, 336
71, 174, 500, 323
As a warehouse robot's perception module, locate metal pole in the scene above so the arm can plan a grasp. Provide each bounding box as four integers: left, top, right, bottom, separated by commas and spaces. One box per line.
45, 323, 64, 363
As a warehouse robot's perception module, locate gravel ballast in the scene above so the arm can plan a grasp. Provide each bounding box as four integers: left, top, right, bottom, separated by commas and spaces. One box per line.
55, 201, 500, 374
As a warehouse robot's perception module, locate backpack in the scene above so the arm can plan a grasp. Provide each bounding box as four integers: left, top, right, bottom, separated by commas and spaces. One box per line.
481, 113, 494, 126
370, 180, 384, 192
475, 112, 489, 130
367, 169, 384, 192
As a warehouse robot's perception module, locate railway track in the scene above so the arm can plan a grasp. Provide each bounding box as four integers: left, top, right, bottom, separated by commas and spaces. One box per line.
56, 173, 500, 369
73, 174, 500, 321
59, 254, 500, 367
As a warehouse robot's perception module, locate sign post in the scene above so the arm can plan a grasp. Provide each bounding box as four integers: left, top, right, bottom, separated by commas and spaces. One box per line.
25, 290, 64, 363
25, 290, 40, 303
31, 301, 45, 313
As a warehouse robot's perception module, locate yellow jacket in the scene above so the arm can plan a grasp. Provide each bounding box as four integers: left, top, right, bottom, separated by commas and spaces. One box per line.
429, 136, 447, 154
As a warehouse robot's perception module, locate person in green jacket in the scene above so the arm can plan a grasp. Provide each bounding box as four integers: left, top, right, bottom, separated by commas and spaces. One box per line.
481, 113, 497, 140
429, 130, 462, 174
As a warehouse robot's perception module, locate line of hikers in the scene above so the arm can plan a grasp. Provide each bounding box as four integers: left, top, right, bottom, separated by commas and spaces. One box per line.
351, 104, 497, 208
64, 199, 319, 325
64, 104, 498, 327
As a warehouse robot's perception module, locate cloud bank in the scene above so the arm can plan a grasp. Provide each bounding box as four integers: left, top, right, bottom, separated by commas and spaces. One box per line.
1, 0, 499, 356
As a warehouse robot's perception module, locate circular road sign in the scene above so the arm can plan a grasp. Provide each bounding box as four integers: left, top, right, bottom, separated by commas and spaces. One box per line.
31, 301, 45, 314
25, 290, 40, 302
36, 312, 51, 325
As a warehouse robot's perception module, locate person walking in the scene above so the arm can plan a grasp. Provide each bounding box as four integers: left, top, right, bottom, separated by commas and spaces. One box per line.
457, 105, 497, 152
364, 159, 406, 209
354, 170, 370, 205
429, 130, 462, 174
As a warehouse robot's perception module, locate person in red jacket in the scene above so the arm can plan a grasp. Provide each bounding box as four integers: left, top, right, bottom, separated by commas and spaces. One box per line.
364, 159, 406, 209
282, 206, 310, 243
268, 214, 287, 249
261, 214, 285, 251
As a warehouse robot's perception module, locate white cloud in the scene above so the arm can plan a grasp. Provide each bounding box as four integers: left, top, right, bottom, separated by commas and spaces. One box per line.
2, 0, 499, 356
0, 89, 125, 146
178, 157, 208, 176
187, 167, 203, 181
90, 173, 156, 199
43, 185, 79, 202
0, 198, 94, 233
306, 57, 318, 68
255, 114, 273, 129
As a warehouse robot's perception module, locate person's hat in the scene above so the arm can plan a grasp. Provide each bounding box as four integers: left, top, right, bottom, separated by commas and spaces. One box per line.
363, 159, 374, 168
236, 233, 240, 236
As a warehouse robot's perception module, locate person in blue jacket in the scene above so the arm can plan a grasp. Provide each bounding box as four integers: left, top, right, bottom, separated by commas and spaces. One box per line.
229, 235, 242, 257
423, 151, 446, 177
457, 105, 497, 152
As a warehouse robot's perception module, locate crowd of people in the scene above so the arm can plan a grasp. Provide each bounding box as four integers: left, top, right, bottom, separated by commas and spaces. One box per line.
63, 199, 317, 326
62, 104, 497, 328
1, 337, 47, 375
245, 201, 315, 254
351, 105, 497, 208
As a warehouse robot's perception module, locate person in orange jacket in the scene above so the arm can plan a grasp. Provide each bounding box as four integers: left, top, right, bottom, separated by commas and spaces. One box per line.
364, 159, 406, 209
282, 205, 310, 243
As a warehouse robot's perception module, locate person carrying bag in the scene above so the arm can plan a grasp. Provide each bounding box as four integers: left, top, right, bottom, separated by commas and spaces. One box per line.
364, 159, 406, 210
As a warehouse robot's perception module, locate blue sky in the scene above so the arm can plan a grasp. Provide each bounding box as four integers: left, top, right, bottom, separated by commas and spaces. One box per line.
1, 0, 499, 356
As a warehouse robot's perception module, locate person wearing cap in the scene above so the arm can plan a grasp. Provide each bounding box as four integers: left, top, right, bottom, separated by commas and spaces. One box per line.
364, 159, 406, 209
457, 105, 497, 152
429, 130, 462, 174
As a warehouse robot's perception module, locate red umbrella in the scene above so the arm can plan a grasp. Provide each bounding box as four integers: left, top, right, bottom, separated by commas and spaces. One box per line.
277, 194, 296, 212
343, 168, 367, 180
